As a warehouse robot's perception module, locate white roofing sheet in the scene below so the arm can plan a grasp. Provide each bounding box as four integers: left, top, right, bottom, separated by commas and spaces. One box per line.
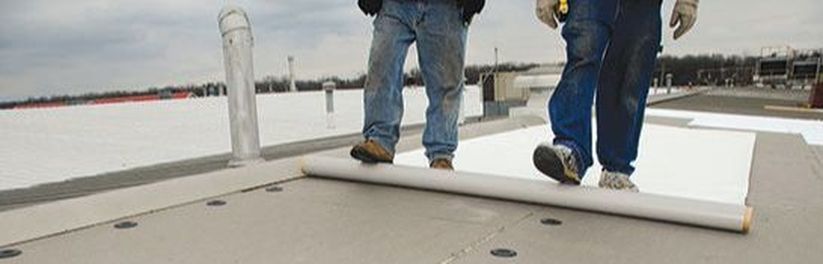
396, 124, 755, 205
646, 108, 823, 145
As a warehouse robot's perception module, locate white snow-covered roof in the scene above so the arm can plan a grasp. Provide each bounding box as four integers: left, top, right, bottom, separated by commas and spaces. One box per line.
0, 87, 483, 191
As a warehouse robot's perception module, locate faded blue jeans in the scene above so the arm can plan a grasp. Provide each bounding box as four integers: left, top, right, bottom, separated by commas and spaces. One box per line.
362, 0, 467, 162
550, 0, 662, 177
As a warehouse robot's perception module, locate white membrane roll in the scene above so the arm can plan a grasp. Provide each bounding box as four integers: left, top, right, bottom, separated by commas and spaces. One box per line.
302, 156, 753, 233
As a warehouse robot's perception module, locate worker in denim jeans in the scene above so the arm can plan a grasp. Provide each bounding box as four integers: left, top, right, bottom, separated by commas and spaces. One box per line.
532, 0, 699, 191
350, 0, 484, 170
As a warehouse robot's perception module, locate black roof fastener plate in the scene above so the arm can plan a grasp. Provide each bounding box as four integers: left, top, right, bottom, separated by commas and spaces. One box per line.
207, 200, 227, 207
0, 249, 22, 259
490, 248, 517, 258
114, 221, 138, 229
540, 217, 563, 226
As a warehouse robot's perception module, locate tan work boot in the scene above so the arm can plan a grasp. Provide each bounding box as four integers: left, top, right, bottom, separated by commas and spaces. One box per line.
429, 158, 454, 170
350, 139, 394, 164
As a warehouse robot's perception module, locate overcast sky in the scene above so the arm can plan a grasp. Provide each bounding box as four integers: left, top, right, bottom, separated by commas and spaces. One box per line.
1, 0, 821, 102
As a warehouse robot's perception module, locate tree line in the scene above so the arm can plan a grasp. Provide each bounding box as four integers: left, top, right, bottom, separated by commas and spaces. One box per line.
0, 54, 761, 109
654, 54, 758, 86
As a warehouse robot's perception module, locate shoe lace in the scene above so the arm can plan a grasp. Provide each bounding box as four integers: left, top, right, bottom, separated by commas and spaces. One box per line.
557, 145, 578, 174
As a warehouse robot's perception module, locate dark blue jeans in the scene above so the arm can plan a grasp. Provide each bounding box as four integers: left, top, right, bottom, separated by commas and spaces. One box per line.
549, 0, 662, 177
363, 0, 467, 162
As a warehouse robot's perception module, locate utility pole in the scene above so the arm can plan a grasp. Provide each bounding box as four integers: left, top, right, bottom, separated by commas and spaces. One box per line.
288, 56, 297, 92
268, 79, 272, 93
660, 62, 666, 89
494, 47, 499, 73
817, 55, 822, 84
658, 45, 665, 90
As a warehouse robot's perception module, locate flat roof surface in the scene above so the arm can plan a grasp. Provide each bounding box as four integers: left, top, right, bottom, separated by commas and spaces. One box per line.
0, 88, 701, 212
653, 93, 822, 120
2, 89, 822, 263
0, 87, 483, 191
4, 128, 821, 263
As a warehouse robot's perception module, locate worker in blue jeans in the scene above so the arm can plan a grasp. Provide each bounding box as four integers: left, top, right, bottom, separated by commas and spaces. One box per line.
351, 0, 485, 170
532, 0, 699, 191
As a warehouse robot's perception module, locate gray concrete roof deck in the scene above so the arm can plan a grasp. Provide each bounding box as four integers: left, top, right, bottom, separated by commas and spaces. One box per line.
652, 95, 823, 120
3, 116, 822, 263
6, 178, 540, 264
705, 87, 811, 102
812, 146, 823, 177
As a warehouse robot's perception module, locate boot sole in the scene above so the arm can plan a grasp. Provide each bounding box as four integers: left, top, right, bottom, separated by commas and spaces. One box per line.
533, 145, 580, 185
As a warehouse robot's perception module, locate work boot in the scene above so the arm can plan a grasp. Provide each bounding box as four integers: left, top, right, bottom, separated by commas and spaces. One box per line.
599, 170, 639, 192
533, 143, 581, 184
350, 139, 394, 164
430, 158, 454, 170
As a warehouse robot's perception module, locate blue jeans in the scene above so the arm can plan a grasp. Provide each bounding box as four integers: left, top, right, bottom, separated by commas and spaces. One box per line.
549, 0, 662, 176
362, 0, 467, 162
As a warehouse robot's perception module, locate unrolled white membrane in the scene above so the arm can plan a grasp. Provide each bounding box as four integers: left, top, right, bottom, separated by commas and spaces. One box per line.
646, 108, 823, 145
396, 124, 755, 205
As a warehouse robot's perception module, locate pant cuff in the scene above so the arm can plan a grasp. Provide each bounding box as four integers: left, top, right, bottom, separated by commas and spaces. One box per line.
427, 153, 454, 163
601, 165, 635, 176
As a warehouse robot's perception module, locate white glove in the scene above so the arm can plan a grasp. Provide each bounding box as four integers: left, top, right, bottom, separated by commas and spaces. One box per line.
670, 0, 699, 40
535, 0, 560, 29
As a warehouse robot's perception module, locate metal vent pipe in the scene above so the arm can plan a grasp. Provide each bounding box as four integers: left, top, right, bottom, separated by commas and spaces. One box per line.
219, 5, 264, 167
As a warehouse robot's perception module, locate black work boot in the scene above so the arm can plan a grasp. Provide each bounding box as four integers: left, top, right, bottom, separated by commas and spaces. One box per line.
533, 143, 581, 185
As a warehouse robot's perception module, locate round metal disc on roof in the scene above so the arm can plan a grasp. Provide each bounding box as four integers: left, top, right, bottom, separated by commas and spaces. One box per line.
540, 217, 563, 226
207, 200, 227, 206
0, 249, 22, 259
114, 221, 138, 229
265, 186, 283, 192
490, 248, 517, 258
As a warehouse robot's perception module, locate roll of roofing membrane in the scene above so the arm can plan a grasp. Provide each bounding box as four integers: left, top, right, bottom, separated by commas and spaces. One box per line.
302, 156, 753, 233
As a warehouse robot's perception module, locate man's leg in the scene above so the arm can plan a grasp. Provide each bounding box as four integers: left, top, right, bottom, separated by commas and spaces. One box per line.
596, 0, 663, 175
415, 1, 467, 164
547, 0, 619, 175
360, 0, 416, 158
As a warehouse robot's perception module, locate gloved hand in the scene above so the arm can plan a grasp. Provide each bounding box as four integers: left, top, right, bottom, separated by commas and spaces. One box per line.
358, 0, 382, 16
535, 0, 560, 29
458, 0, 486, 25
670, 0, 699, 40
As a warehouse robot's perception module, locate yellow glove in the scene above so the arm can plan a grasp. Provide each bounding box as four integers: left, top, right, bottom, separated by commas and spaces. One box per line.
535, 0, 561, 29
